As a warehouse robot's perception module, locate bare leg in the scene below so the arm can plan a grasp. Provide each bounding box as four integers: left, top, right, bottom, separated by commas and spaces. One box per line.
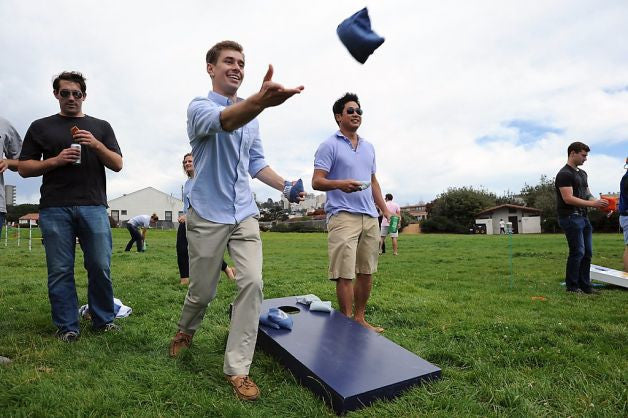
392, 237, 398, 255
623, 246, 628, 272
353, 273, 383, 333
336, 278, 353, 316
379, 236, 386, 254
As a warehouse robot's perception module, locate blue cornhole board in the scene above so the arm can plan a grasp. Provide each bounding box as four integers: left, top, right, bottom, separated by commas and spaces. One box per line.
256, 296, 441, 414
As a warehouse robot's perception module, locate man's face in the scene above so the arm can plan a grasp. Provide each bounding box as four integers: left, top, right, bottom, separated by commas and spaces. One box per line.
207, 49, 244, 97
54, 80, 85, 117
572, 150, 588, 166
335, 101, 362, 132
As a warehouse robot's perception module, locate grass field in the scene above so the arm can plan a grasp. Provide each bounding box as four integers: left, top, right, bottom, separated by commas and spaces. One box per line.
1, 228, 626, 417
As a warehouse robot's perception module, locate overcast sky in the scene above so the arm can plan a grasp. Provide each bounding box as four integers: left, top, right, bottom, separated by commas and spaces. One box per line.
1, 0, 627, 207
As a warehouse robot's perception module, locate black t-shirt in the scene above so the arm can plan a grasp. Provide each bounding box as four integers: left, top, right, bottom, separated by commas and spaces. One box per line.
555, 164, 589, 217
20, 114, 122, 208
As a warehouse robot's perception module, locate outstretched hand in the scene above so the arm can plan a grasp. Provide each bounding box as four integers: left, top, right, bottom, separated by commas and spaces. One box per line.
256, 64, 304, 108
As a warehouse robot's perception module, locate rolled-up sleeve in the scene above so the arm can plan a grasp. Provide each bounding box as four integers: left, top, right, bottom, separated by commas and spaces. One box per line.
3, 125, 22, 159
187, 97, 226, 141
248, 122, 268, 177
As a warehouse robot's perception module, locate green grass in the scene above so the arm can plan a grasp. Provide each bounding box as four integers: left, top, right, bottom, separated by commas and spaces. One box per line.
1, 229, 626, 417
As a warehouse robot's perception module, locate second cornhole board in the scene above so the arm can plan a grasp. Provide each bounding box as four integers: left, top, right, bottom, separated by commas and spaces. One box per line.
590, 264, 628, 288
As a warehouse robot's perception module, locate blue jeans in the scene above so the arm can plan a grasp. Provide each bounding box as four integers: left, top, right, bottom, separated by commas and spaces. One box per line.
558, 214, 593, 291
39, 206, 114, 333
125, 224, 144, 252
0, 211, 5, 238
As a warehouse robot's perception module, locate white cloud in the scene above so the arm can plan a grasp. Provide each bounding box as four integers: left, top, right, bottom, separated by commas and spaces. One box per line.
1, 0, 626, 208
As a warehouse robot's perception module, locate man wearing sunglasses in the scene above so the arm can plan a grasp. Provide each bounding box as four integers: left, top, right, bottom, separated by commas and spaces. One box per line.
168, 40, 304, 401
312, 92, 391, 334
18, 71, 123, 342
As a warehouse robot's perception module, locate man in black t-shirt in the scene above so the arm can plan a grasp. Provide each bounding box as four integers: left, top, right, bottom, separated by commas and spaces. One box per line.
554, 141, 608, 294
18, 71, 123, 341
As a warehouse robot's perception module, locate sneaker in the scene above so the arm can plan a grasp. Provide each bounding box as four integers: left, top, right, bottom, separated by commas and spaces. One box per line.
566, 288, 583, 294
55, 330, 79, 343
169, 331, 193, 357
581, 287, 600, 295
226, 375, 260, 401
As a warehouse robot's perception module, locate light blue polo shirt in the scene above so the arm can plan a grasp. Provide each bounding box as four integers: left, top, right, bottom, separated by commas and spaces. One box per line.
187, 91, 268, 224
314, 131, 378, 219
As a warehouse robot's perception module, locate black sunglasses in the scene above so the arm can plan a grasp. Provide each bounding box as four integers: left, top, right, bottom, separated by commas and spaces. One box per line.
59, 90, 84, 99
346, 107, 363, 115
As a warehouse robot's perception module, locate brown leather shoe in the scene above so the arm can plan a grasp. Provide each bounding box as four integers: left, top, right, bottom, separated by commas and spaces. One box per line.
169, 331, 192, 357
226, 375, 260, 401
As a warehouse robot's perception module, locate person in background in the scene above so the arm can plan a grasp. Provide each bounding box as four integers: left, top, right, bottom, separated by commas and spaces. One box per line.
379, 193, 401, 255
619, 157, 628, 272
125, 213, 158, 252
177, 152, 235, 285
0, 117, 22, 237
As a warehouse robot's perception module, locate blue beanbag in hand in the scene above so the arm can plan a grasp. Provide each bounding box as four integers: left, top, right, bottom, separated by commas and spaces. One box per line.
268, 308, 293, 330
289, 179, 304, 203
337, 8, 385, 64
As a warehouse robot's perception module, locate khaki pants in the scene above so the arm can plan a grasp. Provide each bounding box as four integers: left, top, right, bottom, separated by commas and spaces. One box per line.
177, 208, 263, 376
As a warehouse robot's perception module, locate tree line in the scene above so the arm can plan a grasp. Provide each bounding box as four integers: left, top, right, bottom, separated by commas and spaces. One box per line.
419, 176, 620, 233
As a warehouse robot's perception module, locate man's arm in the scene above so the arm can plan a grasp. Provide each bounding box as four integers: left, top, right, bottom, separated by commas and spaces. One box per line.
311, 169, 363, 193
18, 147, 80, 177
0, 159, 19, 173
74, 129, 123, 172
219, 65, 304, 132
559, 187, 608, 209
255, 166, 305, 201
371, 174, 392, 221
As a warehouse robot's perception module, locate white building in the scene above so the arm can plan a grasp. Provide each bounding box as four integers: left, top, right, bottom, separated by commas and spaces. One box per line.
475, 204, 542, 234
280, 192, 326, 214
4, 185, 16, 206
107, 186, 183, 227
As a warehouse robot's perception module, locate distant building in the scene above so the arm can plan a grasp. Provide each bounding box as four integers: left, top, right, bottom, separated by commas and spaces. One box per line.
107, 186, 183, 228
475, 204, 542, 234
4, 185, 16, 206
281, 193, 326, 214
18, 213, 39, 226
401, 203, 427, 221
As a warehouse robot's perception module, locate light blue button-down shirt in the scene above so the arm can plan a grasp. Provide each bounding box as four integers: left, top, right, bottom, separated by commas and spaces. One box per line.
314, 131, 378, 219
187, 91, 268, 224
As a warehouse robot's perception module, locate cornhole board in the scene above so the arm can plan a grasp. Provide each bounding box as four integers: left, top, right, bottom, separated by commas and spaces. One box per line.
590, 264, 628, 288
255, 296, 441, 414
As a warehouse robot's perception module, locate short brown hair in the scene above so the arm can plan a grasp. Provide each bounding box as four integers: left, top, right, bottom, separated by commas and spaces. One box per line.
206, 40, 244, 64
567, 141, 590, 155
53, 71, 87, 93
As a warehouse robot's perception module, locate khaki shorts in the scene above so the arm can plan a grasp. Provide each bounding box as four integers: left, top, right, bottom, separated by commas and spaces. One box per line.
327, 212, 379, 280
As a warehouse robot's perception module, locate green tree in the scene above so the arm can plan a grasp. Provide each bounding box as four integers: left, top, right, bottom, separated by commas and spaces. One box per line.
519, 175, 558, 233
6, 204, 39, 223
421, 186, 496, 233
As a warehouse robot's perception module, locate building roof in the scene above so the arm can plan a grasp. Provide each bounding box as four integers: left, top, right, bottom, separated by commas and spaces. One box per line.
476, 204, 542, 217
108, 186, 182, 204
19, 213, 39, 221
